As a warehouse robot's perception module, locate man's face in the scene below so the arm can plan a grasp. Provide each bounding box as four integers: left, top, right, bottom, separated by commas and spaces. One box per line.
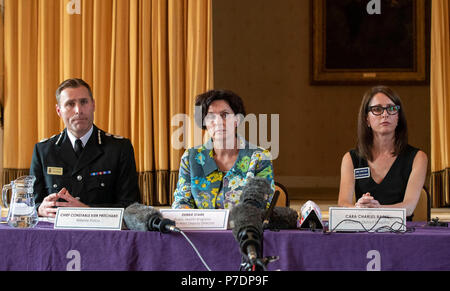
56, 86, 95, 138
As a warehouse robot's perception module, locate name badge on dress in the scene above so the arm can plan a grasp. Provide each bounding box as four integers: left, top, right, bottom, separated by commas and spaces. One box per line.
354, 167, 370, 179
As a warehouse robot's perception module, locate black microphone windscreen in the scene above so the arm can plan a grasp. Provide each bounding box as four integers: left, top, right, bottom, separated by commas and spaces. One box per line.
264, 207, 298, 230
123, 203, 162, 231
240, 177, 271, 209
229, 203, 264, 239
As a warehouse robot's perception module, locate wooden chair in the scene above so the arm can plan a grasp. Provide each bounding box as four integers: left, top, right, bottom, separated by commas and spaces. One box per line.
412, 186, 431, 222
274, 182, 290, 207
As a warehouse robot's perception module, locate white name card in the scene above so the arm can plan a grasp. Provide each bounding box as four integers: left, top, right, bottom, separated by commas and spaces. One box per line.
328, 207, 406, 232
160, 209, 229, 230
54, 208, 124, 230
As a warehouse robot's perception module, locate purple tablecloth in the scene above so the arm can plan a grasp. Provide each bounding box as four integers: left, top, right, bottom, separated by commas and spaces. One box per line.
0, 221, 449, 271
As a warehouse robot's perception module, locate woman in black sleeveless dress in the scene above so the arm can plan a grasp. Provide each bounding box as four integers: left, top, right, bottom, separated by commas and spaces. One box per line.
338, 86, 428, 220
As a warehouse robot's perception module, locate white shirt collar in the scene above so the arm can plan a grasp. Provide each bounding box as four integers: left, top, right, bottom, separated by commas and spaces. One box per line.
66, 126, 93, 149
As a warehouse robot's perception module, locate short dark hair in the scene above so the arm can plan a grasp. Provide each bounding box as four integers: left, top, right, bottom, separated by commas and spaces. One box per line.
194, 89, 246, 129
356, 85, 408, 161
56, 78, 93, 104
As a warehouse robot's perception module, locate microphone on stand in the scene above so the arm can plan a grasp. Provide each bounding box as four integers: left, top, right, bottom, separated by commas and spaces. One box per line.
123, 203, 180, 233
262, 187, 298, 230
264, 206, 299, 230
298, 200, 323, 231
229, 203, 265, 270
263, 190, 279, 227
229, 177, 274, 271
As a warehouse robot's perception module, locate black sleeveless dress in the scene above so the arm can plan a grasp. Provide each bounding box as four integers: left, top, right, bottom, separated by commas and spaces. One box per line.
349, 144, 419, 221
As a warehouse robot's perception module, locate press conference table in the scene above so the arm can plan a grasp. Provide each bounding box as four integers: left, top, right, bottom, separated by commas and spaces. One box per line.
0, 221, 449, 271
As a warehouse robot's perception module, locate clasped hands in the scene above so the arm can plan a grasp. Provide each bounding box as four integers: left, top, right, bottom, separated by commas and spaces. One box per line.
38, 187, 88, 217
355, 192, 381, 208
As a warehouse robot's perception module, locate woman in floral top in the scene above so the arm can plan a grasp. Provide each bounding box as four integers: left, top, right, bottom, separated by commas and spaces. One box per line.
172, 90, 275, 209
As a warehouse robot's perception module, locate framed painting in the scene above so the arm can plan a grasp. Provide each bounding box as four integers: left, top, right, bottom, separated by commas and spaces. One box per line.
311, 0, 429, 85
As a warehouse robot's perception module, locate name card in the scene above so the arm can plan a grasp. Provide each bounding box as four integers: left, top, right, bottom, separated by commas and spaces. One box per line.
160, 209, 229, 230
54, 208, 124, 230
328, 207, 406, 232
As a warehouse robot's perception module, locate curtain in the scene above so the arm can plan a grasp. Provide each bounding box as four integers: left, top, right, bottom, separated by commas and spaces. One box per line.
430, 0, 450, 207
2, 0, 213, 205
0, 0, 4, 184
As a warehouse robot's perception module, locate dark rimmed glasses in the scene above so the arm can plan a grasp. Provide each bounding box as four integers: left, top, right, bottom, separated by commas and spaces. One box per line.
368, 105, 400, 116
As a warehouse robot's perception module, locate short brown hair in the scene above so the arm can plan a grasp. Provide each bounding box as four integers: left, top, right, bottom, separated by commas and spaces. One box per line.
356, 86, 408, 161
56, 78, 93, 104
194, 89, 246, 129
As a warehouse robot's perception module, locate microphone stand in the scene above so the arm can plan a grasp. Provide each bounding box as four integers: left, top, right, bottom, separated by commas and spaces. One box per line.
239, 233, 279, 271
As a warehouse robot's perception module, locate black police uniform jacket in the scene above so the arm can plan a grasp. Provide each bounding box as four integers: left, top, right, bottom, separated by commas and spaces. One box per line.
30, 125, 140, 210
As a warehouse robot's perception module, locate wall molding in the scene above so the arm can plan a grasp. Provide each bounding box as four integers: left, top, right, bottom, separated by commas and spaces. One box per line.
275, 175, 340, 189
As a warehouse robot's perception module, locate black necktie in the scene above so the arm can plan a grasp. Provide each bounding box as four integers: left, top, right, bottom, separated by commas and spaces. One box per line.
74, 139, 83, 158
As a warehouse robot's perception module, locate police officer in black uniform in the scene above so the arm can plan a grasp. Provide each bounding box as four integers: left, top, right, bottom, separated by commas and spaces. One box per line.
30, 78, 140, 217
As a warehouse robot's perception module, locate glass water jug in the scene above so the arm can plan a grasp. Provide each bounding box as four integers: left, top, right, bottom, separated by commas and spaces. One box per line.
1, 175, 38, 228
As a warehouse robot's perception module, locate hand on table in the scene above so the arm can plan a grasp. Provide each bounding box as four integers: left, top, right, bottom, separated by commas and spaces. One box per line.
38, 188, 88, 217
355, 192, 381, 208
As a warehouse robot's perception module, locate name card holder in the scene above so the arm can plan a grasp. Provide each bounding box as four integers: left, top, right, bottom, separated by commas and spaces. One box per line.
328, 207, 406, 232
54, 208, 124, 231
160, 209, 229, 231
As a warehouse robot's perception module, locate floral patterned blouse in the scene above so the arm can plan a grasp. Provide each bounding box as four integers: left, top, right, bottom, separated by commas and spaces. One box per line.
172, 137, 275, 209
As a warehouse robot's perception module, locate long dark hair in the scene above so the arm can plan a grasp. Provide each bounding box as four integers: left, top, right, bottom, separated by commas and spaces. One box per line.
356, 86, 408, 161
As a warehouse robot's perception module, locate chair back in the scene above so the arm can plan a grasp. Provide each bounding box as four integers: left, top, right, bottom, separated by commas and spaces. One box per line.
412, 186, 431, 222
274, 182, 289, 207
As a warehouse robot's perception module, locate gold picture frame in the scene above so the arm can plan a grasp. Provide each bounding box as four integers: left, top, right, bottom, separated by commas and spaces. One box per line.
311, 0, 429, 85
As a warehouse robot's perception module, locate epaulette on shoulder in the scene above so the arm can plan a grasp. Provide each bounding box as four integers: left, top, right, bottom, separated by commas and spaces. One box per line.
39, 134, 57, 143
101, 131, 125, 146
103, 132, 124, 139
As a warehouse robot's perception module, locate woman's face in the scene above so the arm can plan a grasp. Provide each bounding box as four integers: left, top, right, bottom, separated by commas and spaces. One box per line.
366, 93, 399, 135
204, 100, 238, 147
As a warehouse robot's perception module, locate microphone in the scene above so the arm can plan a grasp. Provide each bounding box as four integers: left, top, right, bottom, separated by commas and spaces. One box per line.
263, 190, 279, 226
229, 203, 264, 269
230, 177, 279, 270
123, 203, 180, 233
262, 188, 298, 230
240, 176, 272, 209
299, 200, 323, 230
148, 214, 180, 233
234, 176, 271, 258
264, 206, 299, 230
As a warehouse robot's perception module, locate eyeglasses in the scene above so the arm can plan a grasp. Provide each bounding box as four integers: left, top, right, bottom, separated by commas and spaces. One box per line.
368, 105, 400, 116
204, 112, 234, 123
